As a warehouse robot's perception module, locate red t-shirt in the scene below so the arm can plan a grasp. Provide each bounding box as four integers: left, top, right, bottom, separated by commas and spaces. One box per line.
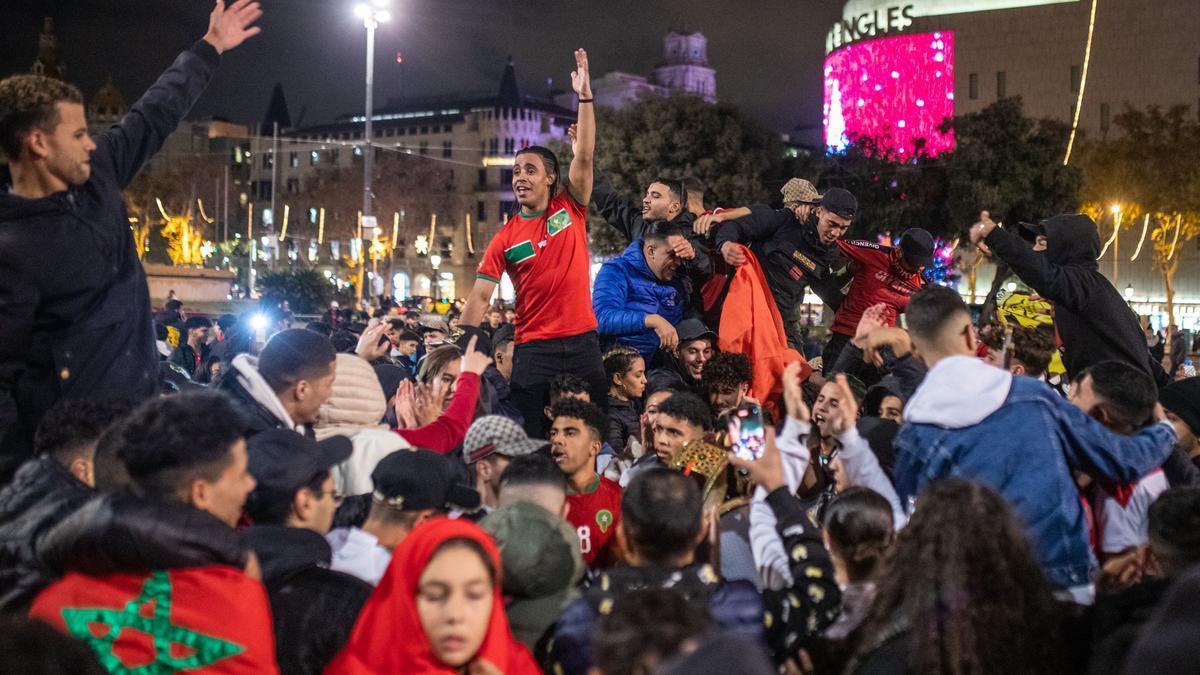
476, 192, 597, 344
831, 240, 924, 336
566, 475, 622, 569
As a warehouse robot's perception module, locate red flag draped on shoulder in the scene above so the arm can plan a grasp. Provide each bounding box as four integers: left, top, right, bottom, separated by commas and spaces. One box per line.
30, 566, 278, 674
716, 244, 811, 421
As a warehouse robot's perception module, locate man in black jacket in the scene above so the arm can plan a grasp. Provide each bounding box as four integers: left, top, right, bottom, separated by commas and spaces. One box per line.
170, 315, 213, 380
0, 399, 128, 610
973, 211, 1168, 386
244, 429, 371, 675
713, 186, 857, 350
591, 167, 713, 315
0, 1, 262, 481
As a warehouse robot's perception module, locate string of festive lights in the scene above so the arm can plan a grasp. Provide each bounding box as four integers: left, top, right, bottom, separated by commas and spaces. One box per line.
1063, 0, 1098, 165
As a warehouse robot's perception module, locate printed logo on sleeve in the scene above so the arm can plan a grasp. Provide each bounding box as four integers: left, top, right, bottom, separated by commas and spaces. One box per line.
546, 208, 572, 236
504, 239, 536, 264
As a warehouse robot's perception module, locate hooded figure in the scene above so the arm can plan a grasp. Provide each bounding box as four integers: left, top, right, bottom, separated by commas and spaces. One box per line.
316, 354, 411, 497
984, 214, 1167, 385
326, 517, 539, 674
481, 501, 584, 650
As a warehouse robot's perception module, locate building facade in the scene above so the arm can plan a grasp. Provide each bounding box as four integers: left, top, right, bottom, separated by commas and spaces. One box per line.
245, 59, 577, 301
557, 31, 717, 111
821, 0, 1200, 323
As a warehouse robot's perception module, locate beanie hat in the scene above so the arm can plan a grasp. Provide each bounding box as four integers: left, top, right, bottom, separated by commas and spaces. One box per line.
1161, 377, 1200, 437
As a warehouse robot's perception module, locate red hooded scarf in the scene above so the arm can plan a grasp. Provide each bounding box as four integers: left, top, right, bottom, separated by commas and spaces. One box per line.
325, 517, 538, 675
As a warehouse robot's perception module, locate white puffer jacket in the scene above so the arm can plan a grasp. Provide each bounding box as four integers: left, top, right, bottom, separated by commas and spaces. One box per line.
316, 354, 411, 496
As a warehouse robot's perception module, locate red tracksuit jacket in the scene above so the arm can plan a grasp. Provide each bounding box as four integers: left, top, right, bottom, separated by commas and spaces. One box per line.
831, 240, 925, 336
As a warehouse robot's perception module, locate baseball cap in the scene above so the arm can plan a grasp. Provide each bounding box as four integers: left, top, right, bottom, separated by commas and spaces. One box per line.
899, 228, 935, 269
675, 318, 718, 347
247, 430, 353, 495
780, 178, 819, 206
371, 450, 481, 511
819, 188, 857, 220
463, 415, 547, 464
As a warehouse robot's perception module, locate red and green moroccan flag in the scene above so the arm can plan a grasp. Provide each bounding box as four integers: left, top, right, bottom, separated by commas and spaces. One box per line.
30, 566, 278, 674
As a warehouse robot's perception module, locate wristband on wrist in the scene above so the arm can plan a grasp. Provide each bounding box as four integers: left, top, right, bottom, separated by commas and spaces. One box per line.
577, 98, 594, 103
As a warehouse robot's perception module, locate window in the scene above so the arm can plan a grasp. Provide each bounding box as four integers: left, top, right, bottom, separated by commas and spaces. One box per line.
488, 138, 499, 154
442, 140, 452, 158
262, 153, 273, 169
286, 178, 299, 194
500, 199, 515, 218
478, 169, 487, 187
440, 237, 453, 257
477, 200, 486, 222
289, 152, 298, 168
420, 126, 429, 134
330, 149, 340, 162
1071, 65, 1081, 93
310, 150, 320, 165
395, 239, 406, 260
968, 73, 978, 100
504, 138, 515, 154
443, 124, 452, 132
419, 140, 428, 156
996, 71, 1007, 99
1100, 103, 1111, 133
500, 168, 513, 186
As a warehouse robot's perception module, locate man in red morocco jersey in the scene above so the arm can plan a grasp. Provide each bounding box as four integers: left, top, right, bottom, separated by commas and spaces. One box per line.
549, 398, 622, 569
460, 48, 607, 437
823, 228, 935, 371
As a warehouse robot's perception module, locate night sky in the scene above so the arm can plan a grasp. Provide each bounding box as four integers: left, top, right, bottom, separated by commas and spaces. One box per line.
0, 0, 839, 142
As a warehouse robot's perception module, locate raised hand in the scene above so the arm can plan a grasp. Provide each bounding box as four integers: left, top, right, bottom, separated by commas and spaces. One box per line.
853, 303, 889, 348
394, 379, 417, 429
460, 336, 492, 376
203, 0, 263, 55
728, 426, 785, 493
414, 382, 442, 426
355, 323, 391, 362
570, 49, 592, 99
863, 326, 913, 368
781, 361, 811, 423
970, 210, 997, 255
818, 374, 860, 438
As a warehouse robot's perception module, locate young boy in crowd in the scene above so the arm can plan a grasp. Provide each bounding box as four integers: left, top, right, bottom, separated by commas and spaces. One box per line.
549, 398, 622, 569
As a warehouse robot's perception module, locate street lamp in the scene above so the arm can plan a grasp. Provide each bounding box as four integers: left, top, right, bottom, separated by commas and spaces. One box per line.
1124, 284, 1134, 305
430, 254, 442, 302
355, 0, 390, 300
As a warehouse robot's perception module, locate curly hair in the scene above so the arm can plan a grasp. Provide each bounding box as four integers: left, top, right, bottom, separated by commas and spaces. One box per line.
0, 74, 83, 161
112, 392, 248, 499
549, 397, 607, 440
700, 351, 752, 393
851, 479, 1064, 674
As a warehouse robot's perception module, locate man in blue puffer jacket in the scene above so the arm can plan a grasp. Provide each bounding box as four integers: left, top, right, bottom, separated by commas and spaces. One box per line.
593, 222, 691, 362
892, 286, 1176, 603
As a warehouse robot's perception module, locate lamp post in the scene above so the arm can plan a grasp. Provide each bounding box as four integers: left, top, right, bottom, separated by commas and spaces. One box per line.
354, 0, 391, 300
1124, 284, 1134, 307
430, 254, 442, 304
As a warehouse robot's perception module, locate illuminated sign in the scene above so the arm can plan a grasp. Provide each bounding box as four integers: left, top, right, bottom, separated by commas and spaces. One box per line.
828, 0, 1078, 52
827, 4, 915, 53
823, 31, 956, 156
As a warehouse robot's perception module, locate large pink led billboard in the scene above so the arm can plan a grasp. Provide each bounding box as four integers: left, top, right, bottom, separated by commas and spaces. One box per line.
823, 31, 955, 156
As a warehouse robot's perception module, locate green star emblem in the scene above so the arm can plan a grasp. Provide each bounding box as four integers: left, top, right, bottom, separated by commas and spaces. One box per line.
61, 571, 245, 674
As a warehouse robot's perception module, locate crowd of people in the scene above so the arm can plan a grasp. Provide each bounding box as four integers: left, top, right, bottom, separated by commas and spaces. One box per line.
2, 3, 1200, 674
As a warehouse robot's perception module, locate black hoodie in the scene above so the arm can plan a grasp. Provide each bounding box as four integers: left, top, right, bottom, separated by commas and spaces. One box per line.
0, 41, 221, 480
985, 215, 1167, 385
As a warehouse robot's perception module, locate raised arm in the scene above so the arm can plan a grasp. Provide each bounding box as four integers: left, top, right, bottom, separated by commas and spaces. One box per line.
975, 211, 1091, 311
97, 0, 262, 188
566, 49, 595, 206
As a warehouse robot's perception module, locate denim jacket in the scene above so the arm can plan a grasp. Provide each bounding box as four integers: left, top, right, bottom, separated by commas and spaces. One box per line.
894, 356, 1176, 590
